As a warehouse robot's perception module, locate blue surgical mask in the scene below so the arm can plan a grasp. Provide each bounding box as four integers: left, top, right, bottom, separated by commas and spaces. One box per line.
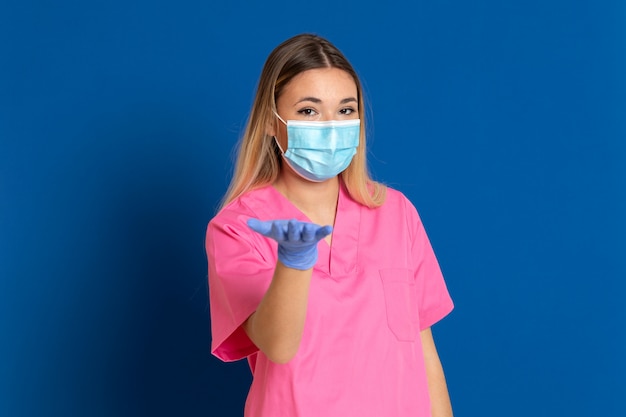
274, 114, 360, 182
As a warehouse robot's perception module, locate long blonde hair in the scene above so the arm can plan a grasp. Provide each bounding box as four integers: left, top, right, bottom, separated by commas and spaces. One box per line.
220, 34, 386, 210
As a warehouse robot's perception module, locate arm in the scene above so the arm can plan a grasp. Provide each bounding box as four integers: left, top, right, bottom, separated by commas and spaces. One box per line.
242, 218, 331, 364
243, 261, 312, 364
420, 327, 453, 417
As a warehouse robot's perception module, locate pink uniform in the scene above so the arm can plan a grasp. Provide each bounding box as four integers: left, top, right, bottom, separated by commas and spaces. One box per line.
206, 183, 453, 417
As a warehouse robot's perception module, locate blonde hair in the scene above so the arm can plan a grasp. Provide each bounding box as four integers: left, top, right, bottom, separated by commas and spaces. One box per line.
220, 33, 386, 210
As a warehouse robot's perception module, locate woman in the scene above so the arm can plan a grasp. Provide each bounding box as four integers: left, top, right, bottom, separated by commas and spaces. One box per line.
206, 33, 454, 417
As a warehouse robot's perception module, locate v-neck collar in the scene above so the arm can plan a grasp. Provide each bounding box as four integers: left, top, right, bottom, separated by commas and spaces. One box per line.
249, 182, 360, 278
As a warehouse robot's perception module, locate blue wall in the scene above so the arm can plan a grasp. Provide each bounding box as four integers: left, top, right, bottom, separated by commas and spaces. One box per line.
1, 1, 624, 415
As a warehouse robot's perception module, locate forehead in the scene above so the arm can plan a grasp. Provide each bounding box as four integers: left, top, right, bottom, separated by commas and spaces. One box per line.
279, 68, 357, 101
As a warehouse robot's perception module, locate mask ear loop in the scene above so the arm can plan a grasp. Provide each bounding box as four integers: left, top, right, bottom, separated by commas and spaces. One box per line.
274, 111, 287, 126
273, 136, 286, 155
272, 111, 288, 155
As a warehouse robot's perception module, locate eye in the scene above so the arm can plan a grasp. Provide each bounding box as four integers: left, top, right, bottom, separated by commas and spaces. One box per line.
297, 108, 318, 117
340, 107, 357, 116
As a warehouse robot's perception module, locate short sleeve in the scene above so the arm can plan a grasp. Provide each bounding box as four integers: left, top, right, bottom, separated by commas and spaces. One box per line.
205, 208, 276, 362
404, 198, 454, 330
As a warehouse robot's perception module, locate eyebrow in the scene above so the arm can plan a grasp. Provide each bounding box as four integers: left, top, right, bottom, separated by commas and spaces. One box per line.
295, 97, 358, 105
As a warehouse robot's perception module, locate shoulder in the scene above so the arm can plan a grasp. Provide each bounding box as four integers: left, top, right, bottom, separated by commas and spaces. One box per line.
381, 186, 407, 204
208, 186, 273, 234
212, 186, 273, 220
369, 186, 424, 235
375, 186, 417, 215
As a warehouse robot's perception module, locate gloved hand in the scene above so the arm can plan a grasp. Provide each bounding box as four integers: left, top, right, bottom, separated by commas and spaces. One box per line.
247, 218, 333, 270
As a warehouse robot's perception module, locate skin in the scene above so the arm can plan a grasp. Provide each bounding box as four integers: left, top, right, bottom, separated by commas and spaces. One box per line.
243, 67, 453, 416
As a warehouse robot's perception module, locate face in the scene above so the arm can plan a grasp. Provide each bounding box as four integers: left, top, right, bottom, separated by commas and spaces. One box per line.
270, 67, 359, 151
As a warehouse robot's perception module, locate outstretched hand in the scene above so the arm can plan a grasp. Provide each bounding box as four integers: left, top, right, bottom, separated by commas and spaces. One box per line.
247, 218, 332, 270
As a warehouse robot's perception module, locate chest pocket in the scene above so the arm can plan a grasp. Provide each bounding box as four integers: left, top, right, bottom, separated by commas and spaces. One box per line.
379, 268, 420, 342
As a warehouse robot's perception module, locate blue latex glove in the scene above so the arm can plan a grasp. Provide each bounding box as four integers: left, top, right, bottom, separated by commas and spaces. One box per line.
247, 218, 333, 270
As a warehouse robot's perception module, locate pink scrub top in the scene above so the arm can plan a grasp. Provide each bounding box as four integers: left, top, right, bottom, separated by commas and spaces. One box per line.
206, 183, 453, 417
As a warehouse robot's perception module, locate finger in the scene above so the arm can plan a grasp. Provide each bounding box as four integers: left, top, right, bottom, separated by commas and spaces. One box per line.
315, 225, 333, 240
270, 221, 287, 242
287, 219, 301, 242
301, 223, 317, 242
247, 218, 272, 236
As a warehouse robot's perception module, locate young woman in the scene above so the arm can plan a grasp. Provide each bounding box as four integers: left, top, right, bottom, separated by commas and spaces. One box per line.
206, 33, 454, 417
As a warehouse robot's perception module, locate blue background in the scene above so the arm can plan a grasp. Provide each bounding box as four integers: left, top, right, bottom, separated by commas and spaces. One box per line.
1, 1, 624, 415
